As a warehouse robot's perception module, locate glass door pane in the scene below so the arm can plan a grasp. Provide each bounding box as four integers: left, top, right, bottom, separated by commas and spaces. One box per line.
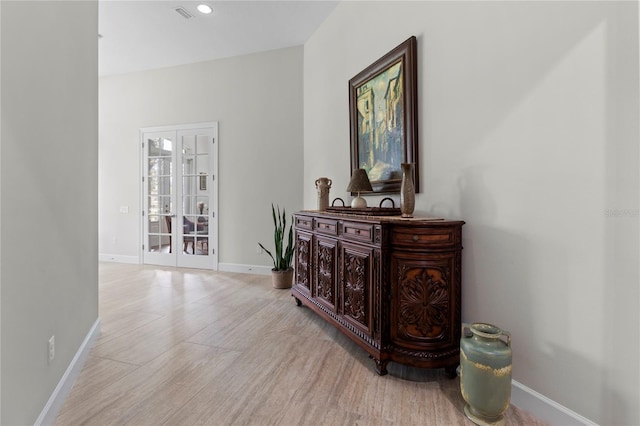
142, 132, 176, 267
180, 134, 209, 255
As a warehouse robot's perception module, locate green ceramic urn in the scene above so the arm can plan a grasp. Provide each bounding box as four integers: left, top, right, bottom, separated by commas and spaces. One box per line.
460, 323, 512, 426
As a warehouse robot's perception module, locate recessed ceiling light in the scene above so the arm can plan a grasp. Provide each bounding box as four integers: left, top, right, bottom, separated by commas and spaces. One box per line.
196, 4, 213, 14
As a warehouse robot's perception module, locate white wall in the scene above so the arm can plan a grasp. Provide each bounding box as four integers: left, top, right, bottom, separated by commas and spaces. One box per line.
100, 46, 304, 269
304, 2, 639, 425
0, 3, 3, 422
0, 1, 99, 424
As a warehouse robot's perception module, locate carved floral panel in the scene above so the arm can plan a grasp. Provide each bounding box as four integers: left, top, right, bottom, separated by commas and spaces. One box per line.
296, 236, 310, 290
343, 252, 367, 326
397, 265, 449, 340
317, 243, 335, 305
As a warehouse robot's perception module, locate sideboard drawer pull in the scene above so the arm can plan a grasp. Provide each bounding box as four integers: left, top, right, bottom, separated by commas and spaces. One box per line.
315, 219, 338, 235
412, 235, 419, 242
295, 217, 313, 230
342, 222, 374, 243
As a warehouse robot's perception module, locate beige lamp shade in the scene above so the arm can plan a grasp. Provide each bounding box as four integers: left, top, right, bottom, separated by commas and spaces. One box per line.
347, 169, 373, 208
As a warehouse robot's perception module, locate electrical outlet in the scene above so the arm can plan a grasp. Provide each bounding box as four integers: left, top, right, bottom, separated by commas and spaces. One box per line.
48, 335, 55, 363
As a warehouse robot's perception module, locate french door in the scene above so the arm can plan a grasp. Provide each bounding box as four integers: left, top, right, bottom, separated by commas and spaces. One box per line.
141, 123, 218, 269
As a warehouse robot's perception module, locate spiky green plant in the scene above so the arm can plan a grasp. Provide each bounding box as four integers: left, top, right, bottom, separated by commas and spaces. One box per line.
258, 204, 295, 271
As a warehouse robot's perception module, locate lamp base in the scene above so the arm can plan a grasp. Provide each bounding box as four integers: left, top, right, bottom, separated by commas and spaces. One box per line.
351, 196, 367, 209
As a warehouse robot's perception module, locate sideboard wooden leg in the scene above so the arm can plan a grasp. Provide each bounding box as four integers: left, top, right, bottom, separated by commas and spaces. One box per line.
444, 365, 458, 379
293, 296, 302, 306
374, 359, 388, 376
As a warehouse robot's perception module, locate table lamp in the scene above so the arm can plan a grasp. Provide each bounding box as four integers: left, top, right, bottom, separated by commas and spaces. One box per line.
347, 169, 373, 208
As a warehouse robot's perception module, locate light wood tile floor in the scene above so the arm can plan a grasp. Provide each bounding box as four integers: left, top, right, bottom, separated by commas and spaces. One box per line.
55, 263, 547, 425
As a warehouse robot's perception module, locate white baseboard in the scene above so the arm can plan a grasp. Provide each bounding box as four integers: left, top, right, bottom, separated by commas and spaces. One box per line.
35, 318, 101, 426
99, 253, 139, 264
98, 256, 271, 275
511, 380, 597, 425
218, 262, 272, 276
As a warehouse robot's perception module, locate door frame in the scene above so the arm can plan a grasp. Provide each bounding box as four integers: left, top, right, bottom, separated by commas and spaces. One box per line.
139, 122, 219, 270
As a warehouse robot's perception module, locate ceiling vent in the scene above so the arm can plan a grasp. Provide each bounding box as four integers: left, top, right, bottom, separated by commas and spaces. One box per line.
174, 6, 193, 19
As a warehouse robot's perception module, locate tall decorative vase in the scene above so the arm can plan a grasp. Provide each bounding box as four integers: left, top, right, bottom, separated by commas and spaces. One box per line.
400, 163, 415, 218
315, 177, 332, 211
460, 323, 512, 426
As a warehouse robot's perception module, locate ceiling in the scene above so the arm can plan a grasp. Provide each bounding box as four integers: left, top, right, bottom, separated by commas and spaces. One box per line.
99, 1, 339, 76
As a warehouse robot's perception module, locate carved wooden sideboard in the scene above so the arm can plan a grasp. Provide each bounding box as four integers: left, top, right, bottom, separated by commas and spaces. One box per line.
292, 211, 464, 376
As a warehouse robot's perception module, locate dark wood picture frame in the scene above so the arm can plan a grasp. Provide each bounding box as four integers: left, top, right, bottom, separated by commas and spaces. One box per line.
349, 36, 419, 194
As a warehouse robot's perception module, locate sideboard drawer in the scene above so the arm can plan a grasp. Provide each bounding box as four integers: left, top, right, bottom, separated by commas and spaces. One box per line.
342, 221, 374, 243
391, 225, 460, 249
296, 216, 313, 230
315, 218, 338, 236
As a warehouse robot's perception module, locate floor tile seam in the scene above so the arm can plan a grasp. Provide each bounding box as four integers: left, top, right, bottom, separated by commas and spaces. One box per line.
100, 305, 176, 319
56, 364, 151, 422
88, 353, 145, 367
98, 307, 165, 320
182, 338, 248, 354
96, 318, 222, 354
56, 361, 142, 417
123, 338, 230, 370
100, 314, 166, 328
287, 347, 360, 403
177, 313, 244, 342
341, 408, 400, 425
199, 302, 276, 335
144, 342, 258, 425
76, 351, 203, 410
190, 296, 277, 307
98, 276, 155, 286
116, 370, 228, 426
182, 318, 222, 335
91, 314, 175, 347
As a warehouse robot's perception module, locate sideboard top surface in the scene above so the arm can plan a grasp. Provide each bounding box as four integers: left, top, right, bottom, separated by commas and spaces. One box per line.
297, 210, 465, 226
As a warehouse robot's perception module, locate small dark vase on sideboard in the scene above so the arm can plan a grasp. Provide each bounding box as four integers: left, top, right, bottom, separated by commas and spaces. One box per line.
291, 211, 464, 376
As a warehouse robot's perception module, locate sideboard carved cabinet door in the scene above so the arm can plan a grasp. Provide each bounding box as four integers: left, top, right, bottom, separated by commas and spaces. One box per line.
339, 242, 374, 337
390, 252, 459, 352
294, 231, 313, 298
315, 236, 338, 313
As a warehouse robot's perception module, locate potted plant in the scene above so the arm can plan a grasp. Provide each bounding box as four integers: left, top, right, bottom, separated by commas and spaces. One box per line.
259, 204, 295, 289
